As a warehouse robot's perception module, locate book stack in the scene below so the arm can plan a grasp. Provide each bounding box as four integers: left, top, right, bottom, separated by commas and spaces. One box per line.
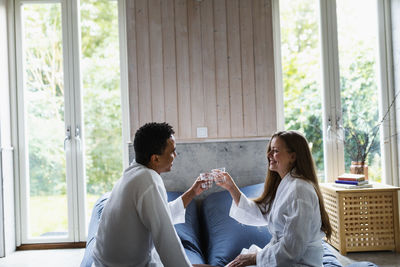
333, 173, 372, 189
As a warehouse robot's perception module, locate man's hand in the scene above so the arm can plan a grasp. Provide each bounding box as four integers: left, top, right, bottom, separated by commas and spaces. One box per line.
190, 176, 209, 196
181, 176, 208, 208
226, 253, 257, 267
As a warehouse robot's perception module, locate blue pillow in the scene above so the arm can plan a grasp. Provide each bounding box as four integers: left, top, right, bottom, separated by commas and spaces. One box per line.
81, 192, 110, 267
167, 192, 206, 264
200, 183, 272, 266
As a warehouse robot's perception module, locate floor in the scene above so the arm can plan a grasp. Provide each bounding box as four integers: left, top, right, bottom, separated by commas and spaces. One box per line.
0, 246, 399, 267
326, 243, 400, 267
0, 248, 85, 267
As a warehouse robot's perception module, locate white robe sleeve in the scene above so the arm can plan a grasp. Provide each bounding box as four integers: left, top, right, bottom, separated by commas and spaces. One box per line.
256, 199, 316, 266
137, 185, 192, 267
229, 193, 268, 226
168, 196, 186, 224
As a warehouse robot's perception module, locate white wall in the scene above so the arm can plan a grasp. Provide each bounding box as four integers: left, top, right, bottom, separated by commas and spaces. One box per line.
393, 0, 400, 187
0, 0, 16, 256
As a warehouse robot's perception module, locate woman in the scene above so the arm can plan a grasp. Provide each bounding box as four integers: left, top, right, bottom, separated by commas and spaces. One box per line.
216, 130, 332, 267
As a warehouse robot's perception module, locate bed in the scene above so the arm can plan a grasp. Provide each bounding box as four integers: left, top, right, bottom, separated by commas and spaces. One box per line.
80, 182, 377, 267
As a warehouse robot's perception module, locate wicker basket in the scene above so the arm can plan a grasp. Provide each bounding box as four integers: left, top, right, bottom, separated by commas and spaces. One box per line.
320, 183, 400, 255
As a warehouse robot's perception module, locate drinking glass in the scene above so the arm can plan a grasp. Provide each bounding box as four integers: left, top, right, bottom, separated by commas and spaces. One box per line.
200, 172, 214, 189
211, 167, 226, 183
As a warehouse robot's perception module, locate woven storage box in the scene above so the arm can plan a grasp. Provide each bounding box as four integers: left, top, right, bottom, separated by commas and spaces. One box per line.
320, 183, 400, 255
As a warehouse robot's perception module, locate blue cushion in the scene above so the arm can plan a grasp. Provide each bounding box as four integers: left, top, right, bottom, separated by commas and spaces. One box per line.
200, 183, 272, 266
167, 192, 206, 264
80, 192, 110, 267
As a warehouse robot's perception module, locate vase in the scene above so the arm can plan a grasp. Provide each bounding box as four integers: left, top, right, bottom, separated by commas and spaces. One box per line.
350, 161, 368, 180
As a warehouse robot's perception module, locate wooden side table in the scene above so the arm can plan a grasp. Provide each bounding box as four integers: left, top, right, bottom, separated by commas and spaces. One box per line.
320, 183, 400, 255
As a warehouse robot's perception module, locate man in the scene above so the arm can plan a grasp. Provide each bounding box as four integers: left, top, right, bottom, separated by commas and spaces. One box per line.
93, 122, 207, 267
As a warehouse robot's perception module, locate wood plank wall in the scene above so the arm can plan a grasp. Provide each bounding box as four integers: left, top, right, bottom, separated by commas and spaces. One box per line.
126, 0, 276, 140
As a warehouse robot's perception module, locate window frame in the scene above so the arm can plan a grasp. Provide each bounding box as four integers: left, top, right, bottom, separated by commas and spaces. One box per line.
11, 0, 129, 245
6, 0, 397, 247
272, 0, 398, 184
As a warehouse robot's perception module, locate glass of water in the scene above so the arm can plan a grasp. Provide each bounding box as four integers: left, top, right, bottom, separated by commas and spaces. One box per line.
200, 172, 214, 189
211, 167, 226, 183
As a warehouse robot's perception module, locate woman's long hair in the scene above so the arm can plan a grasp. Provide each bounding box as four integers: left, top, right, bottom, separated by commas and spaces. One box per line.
254, 130, 332, 239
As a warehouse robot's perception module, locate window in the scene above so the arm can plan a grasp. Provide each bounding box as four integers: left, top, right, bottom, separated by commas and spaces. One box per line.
14, 0, 128, 244
278, 0, 395, 182
79, 0, 124, 234
279, 0, 325, 180
336, 0, 381, 181
17, 1, 69, 241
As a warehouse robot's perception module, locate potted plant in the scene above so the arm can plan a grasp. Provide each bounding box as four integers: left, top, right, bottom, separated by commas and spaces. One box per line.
343, 127, 379, 179
342, 91, 399, 180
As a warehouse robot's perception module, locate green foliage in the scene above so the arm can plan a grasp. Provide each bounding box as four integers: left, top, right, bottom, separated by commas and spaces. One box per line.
29, 194, 99, 237
24, 0, 123, 196
281, 0, 324, 171
80, 0, 122, 194
30, 195, 68, 237
340, 48, 380, 167
28, 115, 66, 196
281, 0, 381, 180
80, 0, 119, 58
23, 3, 66, 196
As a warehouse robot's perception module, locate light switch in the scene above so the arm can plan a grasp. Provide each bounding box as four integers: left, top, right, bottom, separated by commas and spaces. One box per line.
197, 127, 208, 138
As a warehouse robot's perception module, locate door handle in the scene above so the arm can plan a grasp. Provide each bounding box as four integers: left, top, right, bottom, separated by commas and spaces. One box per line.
64, 126, 71, 150
75, 126, 80, 140
75, 126, 82, 153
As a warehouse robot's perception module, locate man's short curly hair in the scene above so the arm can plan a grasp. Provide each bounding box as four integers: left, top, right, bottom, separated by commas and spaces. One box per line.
134, 122, 175, 166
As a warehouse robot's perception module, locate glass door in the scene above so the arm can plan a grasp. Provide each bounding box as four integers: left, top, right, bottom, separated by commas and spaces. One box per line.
78, 0, 124, 230
15, 0, 125, 244
16, 1, 71, 242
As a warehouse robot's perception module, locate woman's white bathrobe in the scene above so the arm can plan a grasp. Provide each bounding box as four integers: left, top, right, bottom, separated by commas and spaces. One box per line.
93, 161, 192, 267
229, 173, 325, 267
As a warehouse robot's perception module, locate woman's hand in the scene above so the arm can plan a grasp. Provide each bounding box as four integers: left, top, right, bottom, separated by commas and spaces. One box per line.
214, 171, 235, 191
214, 171, 241, 206
226, 253, 257, 267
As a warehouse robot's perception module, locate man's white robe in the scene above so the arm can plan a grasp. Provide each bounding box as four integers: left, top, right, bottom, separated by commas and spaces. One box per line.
93, 161, 191, 267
